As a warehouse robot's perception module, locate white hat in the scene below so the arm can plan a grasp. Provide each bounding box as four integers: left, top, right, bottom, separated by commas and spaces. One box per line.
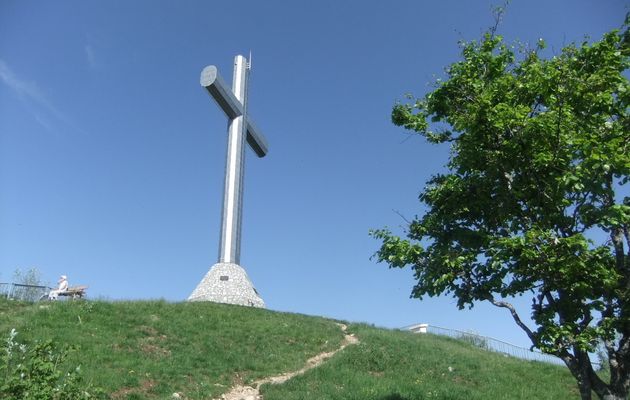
60, 275, 67, 280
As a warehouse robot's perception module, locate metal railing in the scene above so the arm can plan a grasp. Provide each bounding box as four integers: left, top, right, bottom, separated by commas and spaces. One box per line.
0, 282, 50, 302
405, 323, 569, 366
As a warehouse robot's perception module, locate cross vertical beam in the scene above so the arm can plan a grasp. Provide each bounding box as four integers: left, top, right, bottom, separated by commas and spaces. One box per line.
199, 54, 268, 265
219, 55, 248, 264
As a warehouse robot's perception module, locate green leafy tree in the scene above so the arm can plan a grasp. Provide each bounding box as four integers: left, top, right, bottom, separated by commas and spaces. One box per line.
372, 15, 629, 400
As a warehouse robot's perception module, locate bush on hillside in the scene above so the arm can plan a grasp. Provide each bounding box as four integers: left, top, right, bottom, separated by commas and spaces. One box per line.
0, 329, 107, 400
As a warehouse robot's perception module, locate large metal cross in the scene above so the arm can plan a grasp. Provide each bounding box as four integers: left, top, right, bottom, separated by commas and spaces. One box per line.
200, 54, 268, 265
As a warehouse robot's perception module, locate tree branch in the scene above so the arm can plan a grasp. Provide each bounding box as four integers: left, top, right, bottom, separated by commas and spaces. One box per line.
570, 190, 592, 233
604, 336, 617, 372
488, 296, 537, 345
392, 209, 412, 225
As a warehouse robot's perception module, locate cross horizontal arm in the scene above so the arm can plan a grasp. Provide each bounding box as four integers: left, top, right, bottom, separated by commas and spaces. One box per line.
245, 119, 268, 157
201, 65, 242, 119
200, 65, 268, 158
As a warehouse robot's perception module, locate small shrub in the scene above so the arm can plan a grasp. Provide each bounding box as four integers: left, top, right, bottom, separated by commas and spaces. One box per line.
0, 329, 107, 400
11, 268, 47, 302
459, 332, 489, 350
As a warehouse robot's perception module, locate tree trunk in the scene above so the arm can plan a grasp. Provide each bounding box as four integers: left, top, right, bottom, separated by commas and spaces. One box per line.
588, 363, 628, 400
599, 395, 627, 400
562, 335, 630, 400
577, 378, 593, 400
574, 371, 629, 400
591, 381, 628, 400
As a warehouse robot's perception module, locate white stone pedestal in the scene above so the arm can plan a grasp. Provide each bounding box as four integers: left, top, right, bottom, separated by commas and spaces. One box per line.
187, 263, 265, 308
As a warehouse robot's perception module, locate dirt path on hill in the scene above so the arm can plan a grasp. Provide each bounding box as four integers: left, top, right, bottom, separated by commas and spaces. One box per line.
214, 323, 359, 400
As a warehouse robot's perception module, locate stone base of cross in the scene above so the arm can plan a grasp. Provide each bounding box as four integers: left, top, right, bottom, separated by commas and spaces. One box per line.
188, 55, 267, 308
188, 263, 265, 307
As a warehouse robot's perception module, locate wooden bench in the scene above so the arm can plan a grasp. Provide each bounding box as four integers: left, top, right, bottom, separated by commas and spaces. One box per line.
58, 285, 88, 299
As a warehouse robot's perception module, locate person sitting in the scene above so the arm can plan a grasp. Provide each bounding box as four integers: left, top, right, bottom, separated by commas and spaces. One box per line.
48, 275, 69, 300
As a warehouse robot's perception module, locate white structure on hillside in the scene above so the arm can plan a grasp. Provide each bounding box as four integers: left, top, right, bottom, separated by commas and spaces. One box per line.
188, 54, 267, 307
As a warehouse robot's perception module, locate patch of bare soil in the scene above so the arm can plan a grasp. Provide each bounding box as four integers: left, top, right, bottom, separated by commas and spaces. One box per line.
111, 379, 156, 400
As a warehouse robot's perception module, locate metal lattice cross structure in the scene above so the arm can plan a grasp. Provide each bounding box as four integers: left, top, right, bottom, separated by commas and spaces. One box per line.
188, 55, 267, 307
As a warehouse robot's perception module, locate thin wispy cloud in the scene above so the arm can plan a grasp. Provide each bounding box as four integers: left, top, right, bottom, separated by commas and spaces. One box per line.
0, 59, 48, 104
0, 59, 80, 133
31, 107, 54, 132
85, 45, 97, 69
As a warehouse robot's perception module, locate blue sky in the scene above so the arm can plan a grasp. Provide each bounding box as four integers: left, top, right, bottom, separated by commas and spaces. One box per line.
0, 0, 626, 348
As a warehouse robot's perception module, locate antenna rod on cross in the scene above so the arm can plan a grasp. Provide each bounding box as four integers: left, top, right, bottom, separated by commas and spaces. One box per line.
241, 55, 250, 163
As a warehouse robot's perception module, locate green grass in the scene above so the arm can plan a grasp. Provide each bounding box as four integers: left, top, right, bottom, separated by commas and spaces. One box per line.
261, 324, 580, 399
0, 299, 580, 399
0, 299, 343, 399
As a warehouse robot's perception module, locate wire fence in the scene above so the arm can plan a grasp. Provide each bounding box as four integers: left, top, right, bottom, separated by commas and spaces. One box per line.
404, 323, 575, 367
0, 282, 50, 302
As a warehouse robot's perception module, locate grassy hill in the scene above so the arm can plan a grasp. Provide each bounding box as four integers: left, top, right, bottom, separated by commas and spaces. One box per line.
0, 299, 580, 399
